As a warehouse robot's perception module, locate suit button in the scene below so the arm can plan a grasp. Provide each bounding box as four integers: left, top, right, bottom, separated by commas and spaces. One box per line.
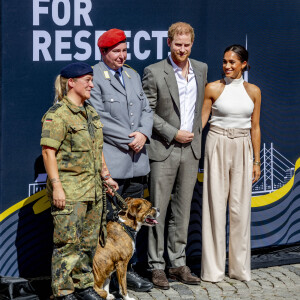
130, 102, 133, 106
140, 92, 143, 96
130, 112, 133, 116
110, 99, 114, 102
131, 122, 134, 126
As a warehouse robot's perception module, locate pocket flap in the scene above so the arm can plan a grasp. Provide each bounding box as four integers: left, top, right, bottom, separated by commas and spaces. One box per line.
138, 91, 146, 100
70, 124, 88, 131
51, 205, 73, 216
102, 95, 120, 103
93, 120, 103, 129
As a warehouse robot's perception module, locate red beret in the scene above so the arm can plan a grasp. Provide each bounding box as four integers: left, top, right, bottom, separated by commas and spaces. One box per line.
98, 29, 126, 49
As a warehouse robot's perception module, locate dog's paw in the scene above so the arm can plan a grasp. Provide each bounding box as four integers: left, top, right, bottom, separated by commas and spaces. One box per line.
123, 295, 135, 300
106, 293, 115, 300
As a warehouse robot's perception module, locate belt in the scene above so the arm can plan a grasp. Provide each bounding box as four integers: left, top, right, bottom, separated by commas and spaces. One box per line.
209, 125, 250, 139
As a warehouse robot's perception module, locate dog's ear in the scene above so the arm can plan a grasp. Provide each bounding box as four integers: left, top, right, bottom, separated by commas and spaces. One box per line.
128, 201, 142, 218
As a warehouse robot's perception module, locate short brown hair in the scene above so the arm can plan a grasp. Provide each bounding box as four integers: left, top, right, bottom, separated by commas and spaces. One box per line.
168, 22, 195, 42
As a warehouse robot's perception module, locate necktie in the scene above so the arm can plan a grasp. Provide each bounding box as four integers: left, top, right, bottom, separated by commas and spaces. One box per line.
114, 70, 124, 87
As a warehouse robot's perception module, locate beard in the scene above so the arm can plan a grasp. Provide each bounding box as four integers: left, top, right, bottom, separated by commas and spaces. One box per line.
171, 51, 190, 64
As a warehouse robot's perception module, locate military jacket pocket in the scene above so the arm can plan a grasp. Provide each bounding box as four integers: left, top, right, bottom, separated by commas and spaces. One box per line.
103, 95, 121, 119
69, 124, 90, 152
93, 119, 103, 129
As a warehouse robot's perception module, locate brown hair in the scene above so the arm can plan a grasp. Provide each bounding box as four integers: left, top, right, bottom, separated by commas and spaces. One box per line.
168, 22, 195, 42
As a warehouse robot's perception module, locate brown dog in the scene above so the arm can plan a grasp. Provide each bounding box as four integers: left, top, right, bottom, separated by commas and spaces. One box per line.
93, 197, 159, 300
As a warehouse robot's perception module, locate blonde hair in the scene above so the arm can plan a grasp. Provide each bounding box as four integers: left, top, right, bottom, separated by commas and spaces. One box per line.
168, 22, 195, 42
54, 75, 69, 103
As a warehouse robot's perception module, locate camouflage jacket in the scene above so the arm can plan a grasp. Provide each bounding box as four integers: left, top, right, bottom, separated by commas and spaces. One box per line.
40, 97, 103, 202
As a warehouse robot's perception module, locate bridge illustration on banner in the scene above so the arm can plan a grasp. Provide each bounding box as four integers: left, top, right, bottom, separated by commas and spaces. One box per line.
28, 173, 47, 197
252, 143, 294, 195
197, 143, 294, 197
29, 143, 294, 197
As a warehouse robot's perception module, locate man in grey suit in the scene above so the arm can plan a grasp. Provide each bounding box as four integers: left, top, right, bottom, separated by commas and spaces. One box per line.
88, 28, 153, 292
142, 22, 207, 289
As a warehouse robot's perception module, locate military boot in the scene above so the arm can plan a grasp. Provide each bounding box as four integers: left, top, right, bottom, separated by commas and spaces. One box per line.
75, 287, 105, 300
55, 293, 78, 300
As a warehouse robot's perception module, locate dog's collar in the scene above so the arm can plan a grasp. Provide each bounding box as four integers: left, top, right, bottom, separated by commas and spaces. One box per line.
117, 220, 137, 242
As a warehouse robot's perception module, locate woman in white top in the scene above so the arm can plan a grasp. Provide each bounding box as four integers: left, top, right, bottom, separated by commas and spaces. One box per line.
201, 45, 261, 282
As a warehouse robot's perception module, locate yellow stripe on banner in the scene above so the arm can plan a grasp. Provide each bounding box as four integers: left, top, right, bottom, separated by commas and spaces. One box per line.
0, 189, 48, 222
197, 172, 204, 182
33, 193, 51, 214
251, 157, 300, 207
197, 157, 300, 208
1, 157, 299, 222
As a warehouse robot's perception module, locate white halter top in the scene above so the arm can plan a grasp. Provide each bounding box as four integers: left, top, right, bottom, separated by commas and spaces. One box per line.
209, 76, 254, 129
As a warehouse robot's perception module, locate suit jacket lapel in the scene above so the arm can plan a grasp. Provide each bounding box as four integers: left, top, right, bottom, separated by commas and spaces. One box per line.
122, 69, 133, 99
164, 58, 180, 111
99, 62, 126, 96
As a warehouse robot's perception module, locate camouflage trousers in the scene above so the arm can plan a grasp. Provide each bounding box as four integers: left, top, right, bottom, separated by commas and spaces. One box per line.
51, 199, 103, 297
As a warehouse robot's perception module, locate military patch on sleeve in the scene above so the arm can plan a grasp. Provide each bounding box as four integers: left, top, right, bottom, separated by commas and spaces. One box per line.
92, 115, 100, 121
42, 130, 50, 138
49, 103, 62, 113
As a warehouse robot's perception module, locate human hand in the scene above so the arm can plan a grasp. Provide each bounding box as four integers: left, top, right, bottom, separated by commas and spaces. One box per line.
128, 132, 147, 153
52, 184, 66, 209
104, 178, 119, 196
174, 130, 194, 143
252, 165, 261, 183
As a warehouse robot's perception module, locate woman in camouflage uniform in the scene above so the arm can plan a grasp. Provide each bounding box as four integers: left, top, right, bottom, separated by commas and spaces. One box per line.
41, 63, 118, 300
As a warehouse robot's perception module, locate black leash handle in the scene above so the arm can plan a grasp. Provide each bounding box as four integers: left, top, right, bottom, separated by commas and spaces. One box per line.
103, 181, 128, 211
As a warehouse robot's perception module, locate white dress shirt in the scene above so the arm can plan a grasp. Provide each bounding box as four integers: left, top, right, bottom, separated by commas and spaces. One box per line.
169, 56, 197, 133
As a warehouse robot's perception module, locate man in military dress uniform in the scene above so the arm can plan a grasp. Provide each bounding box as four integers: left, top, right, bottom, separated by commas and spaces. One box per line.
41, 62, 118, 300
88, 29, 153, 292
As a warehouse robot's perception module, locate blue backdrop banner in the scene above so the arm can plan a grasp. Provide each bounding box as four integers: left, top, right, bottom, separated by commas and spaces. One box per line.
0, 0, 299, 277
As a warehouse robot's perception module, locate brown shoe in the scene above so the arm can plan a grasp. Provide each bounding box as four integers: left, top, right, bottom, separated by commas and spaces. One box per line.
168, 266, 201, 285
152, 269, 170, 290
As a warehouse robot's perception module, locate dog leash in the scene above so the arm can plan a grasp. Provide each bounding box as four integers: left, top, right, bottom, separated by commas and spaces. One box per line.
102, 182, 137, 242
102, 181, 128, 211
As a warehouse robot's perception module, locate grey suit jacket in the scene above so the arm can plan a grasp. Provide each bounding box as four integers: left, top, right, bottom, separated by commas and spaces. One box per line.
142, 57, 207, 161
88, 61, 153, 179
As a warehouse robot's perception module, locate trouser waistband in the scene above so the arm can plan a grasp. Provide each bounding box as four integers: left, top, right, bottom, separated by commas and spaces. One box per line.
209, 125, 250, 139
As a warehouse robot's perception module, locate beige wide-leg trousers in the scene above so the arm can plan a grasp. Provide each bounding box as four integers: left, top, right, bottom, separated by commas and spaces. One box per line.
201, 125, 253, 282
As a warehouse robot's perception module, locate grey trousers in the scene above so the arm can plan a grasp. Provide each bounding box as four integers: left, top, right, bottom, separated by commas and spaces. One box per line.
201, 126, 253, 282
148, 143, 199, 270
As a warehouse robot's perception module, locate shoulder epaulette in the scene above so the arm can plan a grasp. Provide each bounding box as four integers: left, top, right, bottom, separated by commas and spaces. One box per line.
48, 103, 62, 113
123, 64, 137, 73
